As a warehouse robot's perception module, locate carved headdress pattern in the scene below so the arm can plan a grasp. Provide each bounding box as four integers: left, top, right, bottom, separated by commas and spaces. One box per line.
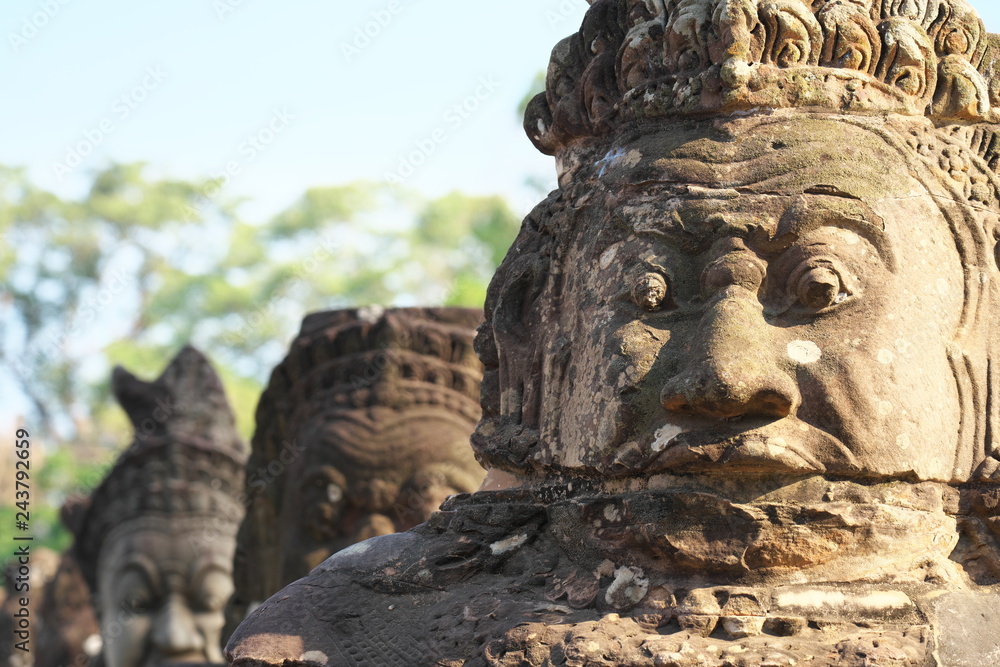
527, 0, 1000, 164
253, 307, 485, 444
69, 346, 248, 590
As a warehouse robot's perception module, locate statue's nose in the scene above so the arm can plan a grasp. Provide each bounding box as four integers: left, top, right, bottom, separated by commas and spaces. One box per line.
151, 594, 204, 655
660, 286, 799, 420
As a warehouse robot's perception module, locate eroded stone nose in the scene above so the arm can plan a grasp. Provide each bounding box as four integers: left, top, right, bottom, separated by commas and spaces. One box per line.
151, 594, 203, 655
660, 287, 798, 420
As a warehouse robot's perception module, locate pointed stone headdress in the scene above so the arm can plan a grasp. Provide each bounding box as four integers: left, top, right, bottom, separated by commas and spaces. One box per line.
527, 0, 1000, 180
70, 346, 248, 590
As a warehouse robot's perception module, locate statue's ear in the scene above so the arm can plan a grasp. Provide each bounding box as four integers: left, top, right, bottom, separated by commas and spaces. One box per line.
111, 365, 161, 430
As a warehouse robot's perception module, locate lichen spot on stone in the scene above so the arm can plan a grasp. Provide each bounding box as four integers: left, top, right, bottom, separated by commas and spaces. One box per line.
605, 566, 650, 609
83, 634, 102, 658
595, 148, 642, 176
490, 533, 529, 555
300, 651, 328, 665
878, 348, 894, 365
787, 340, 822, 364
652, 423, 685, 452
336, 540, 371, 558
854, 591, 912, 610
357, 305, 385, 324
600, 245, 618, 269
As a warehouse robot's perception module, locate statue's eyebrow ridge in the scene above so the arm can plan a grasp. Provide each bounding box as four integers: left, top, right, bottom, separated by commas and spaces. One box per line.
803, 185, 863, 201
775, 195, 894, 269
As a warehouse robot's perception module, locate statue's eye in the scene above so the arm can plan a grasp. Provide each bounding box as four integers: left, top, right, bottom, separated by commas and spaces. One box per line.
115, 571, 155, 614
792, 262, 850, 311
632, 272, 673, 311
125, 590, 152, 614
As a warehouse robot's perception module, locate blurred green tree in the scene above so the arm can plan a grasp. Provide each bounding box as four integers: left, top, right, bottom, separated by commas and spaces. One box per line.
0, 163, 521, 550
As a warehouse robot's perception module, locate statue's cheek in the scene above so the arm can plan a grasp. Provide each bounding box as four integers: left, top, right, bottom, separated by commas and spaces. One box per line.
615, 320, 673, 387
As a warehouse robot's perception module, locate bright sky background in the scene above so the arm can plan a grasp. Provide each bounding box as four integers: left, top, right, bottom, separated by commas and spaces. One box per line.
0, 0, 595, 432
4, 0, 1000, 218
2, 0, 595, 220
3, 0, 1000, 432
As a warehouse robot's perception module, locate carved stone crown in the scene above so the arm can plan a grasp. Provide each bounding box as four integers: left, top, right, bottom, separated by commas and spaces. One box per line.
526, 0, 1000, 156
70, 346, 248, 590
253, 307, 484, 448
243, 306, 484, 555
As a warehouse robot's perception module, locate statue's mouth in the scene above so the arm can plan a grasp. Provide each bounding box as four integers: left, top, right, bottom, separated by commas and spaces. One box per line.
645, 416, 860, 475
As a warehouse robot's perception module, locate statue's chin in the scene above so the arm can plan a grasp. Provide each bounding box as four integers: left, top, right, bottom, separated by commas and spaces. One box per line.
538, 480, 963, 584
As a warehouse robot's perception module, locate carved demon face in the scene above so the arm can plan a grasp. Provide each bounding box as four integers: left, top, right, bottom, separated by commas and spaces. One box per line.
97, 517, 236, 667
596, 188, 962, 480
488, 115, 990, 483
277, 406, 484, 583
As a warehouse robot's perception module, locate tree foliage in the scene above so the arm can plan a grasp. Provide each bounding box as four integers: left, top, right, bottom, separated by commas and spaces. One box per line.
0, 163, 521, 549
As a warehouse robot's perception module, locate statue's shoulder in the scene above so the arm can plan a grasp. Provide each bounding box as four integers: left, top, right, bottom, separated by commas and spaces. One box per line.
225, 529, 448, 667
226, 495, 550, 666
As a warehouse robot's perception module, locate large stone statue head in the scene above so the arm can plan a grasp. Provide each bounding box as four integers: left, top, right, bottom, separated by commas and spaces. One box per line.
227, 307, 485, 629
473, 0, 1000, 486
71, 347, 247, 667
228, 2, 1000, 665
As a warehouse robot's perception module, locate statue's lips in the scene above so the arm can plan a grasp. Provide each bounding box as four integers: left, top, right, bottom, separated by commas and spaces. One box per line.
646, 417, 859, 474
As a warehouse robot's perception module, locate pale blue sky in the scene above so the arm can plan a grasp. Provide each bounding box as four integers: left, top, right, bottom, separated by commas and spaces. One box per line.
3, 0, 594, 219
4, 0, 1000, 433
1, 0, 596, 432
4, 0, 1000, 218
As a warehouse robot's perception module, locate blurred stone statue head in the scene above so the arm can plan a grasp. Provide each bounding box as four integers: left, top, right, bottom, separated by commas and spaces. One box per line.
71, 347, 247, 667
228, 307, 485, 628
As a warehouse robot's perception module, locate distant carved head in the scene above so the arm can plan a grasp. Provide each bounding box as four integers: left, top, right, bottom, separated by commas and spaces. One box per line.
71, 347, 247, 667
230, 308, 485, 622
474, 0, 1000, 486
